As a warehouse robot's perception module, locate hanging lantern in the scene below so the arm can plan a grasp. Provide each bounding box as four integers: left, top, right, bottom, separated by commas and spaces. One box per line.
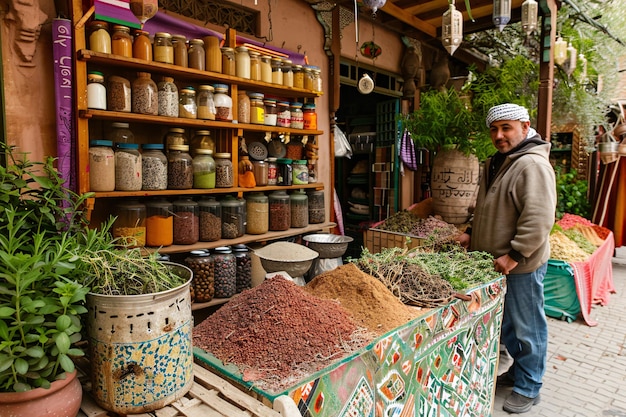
565, 43, 577, 76
554, 36, 568, 66
360, 41, 382, 59
579, 53, 588, 83
129, 0, 158, 26
521, 0, 538, 36
362, 0, 387, 16
441, 2, 463, 56
492, 0, 511, 32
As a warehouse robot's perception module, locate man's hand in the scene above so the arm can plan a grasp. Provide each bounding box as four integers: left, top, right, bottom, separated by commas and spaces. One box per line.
457, 232, 471, 249
494, 254, 518, 275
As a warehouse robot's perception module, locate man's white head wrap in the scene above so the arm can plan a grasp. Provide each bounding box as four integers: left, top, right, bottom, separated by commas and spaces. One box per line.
486, 103, 530, 127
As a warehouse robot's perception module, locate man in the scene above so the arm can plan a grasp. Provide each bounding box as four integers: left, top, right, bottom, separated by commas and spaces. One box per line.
457, 103, 556, 414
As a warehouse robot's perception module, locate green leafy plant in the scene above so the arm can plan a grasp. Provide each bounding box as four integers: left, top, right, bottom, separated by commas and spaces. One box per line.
555, 167, 590, 220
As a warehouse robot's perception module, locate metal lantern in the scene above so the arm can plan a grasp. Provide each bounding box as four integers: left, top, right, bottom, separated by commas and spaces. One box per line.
565, 43, 577, 76
521, 0, 538, 35
493, 0, 511, 32
362, 0, 387, 15
442, 2, 463, 56
554, 36, 568, 66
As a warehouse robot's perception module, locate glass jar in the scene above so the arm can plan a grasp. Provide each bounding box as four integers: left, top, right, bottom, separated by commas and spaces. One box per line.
153, 32, 173, 64
293, 64, 304, 89
107, 75, 131, 112
171, 34, 188, 67
260, 55, 272, 83
203, 35, 222, 73
221, 47, 236, 76
141, 143, 168, 190
87, 71, 106, 110
235, 46, 251, 79
197, 85, 216, 120
271, 58, 283, 85
269, 190, 291, 231
267, 157, 278, 186
164, 127, 187, 150
220, 196, 245, 239
245, 193, 268, 235
157, 76, 179, 117
249, 51, 261, 81
312, 66, 323, 93
88, 140, 115, 192
88, 21, 111, 53
132, 72, 158, 115
290, 190, 309, 228
145, 198, 173, 247
133, 29, 152, 61
179, 87, 197, 119
115, 143, 142, 191
188, 38, 205, 70
192, 149, 216, 189
263, 99, 277, 126
198, 196, 221, 242
111, 25, 133, 57
211, 246, 237, 298
172, 197, 199, 245
190, 130, 215, 156
286, 136, 303, 160
277, 158, 292, 186
277, 101, 291, 128
167, 144, 193, 189
214, 152, 234, 188
303, 103, 317, 130
232, 244, 252, 293
249, 92, 265, 125
238, 155, 255, 188
213, 84, 232, 121
113, 200, 146, 247
185, 250, 214, 302
290, 102, 304, 129
109, 122, 134, 144
303, 66, 315, 91
292, 159, 309, 185
238, 90, 250, 124
307, 189, 325, 224
283, 60, 294, 87
252, 159, 268, 186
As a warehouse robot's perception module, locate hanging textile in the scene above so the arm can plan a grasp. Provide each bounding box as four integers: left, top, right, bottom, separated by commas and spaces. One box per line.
592, 155, 626, 247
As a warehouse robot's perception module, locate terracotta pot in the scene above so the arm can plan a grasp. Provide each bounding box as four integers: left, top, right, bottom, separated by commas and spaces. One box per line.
0, 370, 82, 417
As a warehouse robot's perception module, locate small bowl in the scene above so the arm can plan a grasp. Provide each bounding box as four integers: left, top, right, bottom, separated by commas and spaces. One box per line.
302, 234, 354, 258
254, 241, 319, 277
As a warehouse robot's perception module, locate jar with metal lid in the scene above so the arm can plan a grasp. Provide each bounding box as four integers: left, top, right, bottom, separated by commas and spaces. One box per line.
220, 196, 245, 239
113, 200, 146, 247
167, 144, 193, 189
88, 140, 115, 192
172, 197, 199, 245
87, 71, 106, 110
221, 47, 236, 76
133, 29, 152, 61
277, 158, 292, 186
283, 60, 294, 87
115, 143, 142, 191
164, 127, 187, 150
141, 143, 168, 190
190, 130, 215, 156
307, 189, 325, 224
303, 103, 317, 130
145, 198, 173, 247
292, 159, 309, 185
312, 66, 323, 93
184, 250, 214, 302
111, 25, 133, 57
153, 32, 173, 64
249, 92, 265, 125
106, 75, 131, 112
293, 64, 304, 89
277, 101, 291, 128
252, 159, 268, 186
179, 87, 197, 119
290, 102, 304, 129
238, 90, 250, 124
132, 72, 158, 115
235, 46, 251, 79
192, 149, 216, 189
286, 136, 303, 160
213, 84, 232, 121
238, 155, 256, 188
260, 55, 272, 83
269, 190, 291, 231
232, 244, 252, 293
109, 122, 134, 144
263, 99, 277, 126
87, 21, 111, 53
171, 35, 188, 67
211, 246, 236, 298
245, 193, 268, 235
249, 51, 261, 81
188, 38, 205, 70
203, 35, 222, 73
198, 196, 221, 241
157, 76, 179, 117
267, 157, 278, 185
290, 189, 309, 228
214, 152, 233, 187
271, 58, 283, 85
197, 85, 216, 120
303, 66, 315, 91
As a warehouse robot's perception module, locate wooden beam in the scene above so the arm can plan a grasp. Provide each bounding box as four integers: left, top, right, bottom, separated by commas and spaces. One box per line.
380, 1, 438, 37
536, 0, 557, 140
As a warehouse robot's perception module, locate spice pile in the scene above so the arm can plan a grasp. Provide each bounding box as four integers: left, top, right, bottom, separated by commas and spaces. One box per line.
374, 211, 460, 242
549, 214, 608, 262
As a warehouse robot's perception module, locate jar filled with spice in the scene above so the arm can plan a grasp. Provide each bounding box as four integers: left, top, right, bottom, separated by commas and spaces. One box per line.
115, 143, 142, 191
235, 46, 251, 79
164, 127, 187, 150
111, 25, 133, 57
198, 196, 221, 242
277, 101, 291, 128
267, 157, 278, 185
249, 51, 261, 81
269, 190, 291, 231
172, 197, 199, 245
203, 35, 222, 73
263, 99, 277, 126
145, 198, 173, 247
290, 190, 309, 228
87, 21, 111, 53
88, 140, 115, 192
277, 158, 292, 186
312, 66, 323, 93
245, 193, 268, 235
283, 60, 294, 87
192, 148, 216, 189
293, 64, 304, 89
303, 103, 317, 130
185, 250, 214, 302
249, 92, 265, 125
133, 29, 152, 61
271, 58, 283, 85
179, 87, 197, 119
290, 102, 304, 129
232, 244, 252, 293
87, 71, 106, 110
260, 55, 272, 83
285, 136, 303, 160
237, 90, 250, 124
213, 84, 232, 121
141, 143, 168, 190
167, 144, 193, 189
220, 196, 245, 239
107, 75, 131, 112
171, 34, 188, 67
197, 85, 216, 120
190, 130, 215, 156
211, 246, 237, 298
303, 66, 315, 91
109, 122, 134, 144
307, 189, 325, 224
221, 47, 236, 76
113, 200, 146, 247
292, 159, 309, 185
188, 38, 205, 70
214, 152, 234, 188
238, 155, 256, 188
132, 72, 158, 115
157, 76, 179, 117
252, 159, 268, 186
153, 32, 173, 64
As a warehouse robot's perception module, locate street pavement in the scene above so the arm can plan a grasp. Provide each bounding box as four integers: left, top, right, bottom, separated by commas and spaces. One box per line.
492, 247, 626, 416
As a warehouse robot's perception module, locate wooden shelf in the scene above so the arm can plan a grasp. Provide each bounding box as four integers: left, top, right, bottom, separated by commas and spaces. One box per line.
92, 183, 325, 198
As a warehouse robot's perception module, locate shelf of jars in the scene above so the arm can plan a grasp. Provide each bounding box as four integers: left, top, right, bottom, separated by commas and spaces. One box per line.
91, 183, 324, 198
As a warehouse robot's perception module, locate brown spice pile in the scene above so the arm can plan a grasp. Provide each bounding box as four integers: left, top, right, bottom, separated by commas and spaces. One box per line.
304, 263, 423, 335
193, 276, 372, 392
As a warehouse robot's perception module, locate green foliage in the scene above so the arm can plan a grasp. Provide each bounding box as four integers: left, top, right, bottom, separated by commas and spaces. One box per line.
555, 167, 590, 220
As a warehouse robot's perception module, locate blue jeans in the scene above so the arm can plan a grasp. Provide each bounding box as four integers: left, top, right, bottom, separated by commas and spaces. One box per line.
501, 263, 548, 398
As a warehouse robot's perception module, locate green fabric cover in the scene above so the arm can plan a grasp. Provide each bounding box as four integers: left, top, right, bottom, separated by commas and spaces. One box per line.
543, 259, 581, 322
